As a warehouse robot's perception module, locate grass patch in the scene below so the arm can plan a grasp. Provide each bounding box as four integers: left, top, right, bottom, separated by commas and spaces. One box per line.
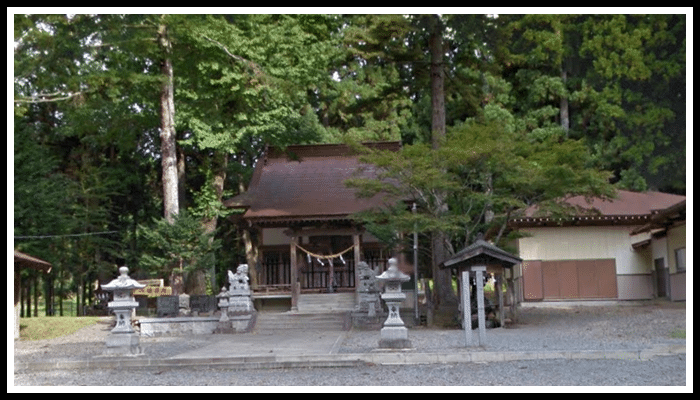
670, 328, 686, 339
19, 316, 102, 341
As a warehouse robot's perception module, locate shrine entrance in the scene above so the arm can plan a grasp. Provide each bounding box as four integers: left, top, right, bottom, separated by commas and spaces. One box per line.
299, 235, 356, 291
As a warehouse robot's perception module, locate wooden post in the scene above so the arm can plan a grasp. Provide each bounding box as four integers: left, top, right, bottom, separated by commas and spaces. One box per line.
290, 236, 299, 312
496, 274, 504, 327
508, 276, 517, 323
328, 255, 334, 293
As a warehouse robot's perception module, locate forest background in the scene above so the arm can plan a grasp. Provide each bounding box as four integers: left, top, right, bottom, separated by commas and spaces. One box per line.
12, 12, 687, 317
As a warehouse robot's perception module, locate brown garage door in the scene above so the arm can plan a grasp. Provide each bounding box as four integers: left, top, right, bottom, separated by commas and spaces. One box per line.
540, 259, 617, 300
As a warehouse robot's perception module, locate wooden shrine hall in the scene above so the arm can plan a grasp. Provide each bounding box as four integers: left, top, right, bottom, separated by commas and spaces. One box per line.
223, 142, 403, 311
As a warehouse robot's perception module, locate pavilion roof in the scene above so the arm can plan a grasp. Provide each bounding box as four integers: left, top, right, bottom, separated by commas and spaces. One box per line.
14, 250, 52, 273
441, 238, 522, 270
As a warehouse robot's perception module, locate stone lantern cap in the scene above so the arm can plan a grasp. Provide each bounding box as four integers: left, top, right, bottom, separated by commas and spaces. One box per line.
376, 258, 410, 283
101, 267, 146, 291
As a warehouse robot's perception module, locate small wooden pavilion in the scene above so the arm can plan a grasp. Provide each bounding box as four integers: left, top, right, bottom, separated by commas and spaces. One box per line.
441, 237, 522, 346
13, 250, 53, 339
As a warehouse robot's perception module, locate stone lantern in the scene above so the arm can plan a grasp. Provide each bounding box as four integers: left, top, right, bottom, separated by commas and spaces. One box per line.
376, 257, 412, 349
101, 266, 146, 355
216, 286, 230, 322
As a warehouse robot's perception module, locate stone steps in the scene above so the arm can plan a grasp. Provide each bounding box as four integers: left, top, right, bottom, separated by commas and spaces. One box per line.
253, 293, 356, 332
296, 292, 356, 313
254, 312, 350, 332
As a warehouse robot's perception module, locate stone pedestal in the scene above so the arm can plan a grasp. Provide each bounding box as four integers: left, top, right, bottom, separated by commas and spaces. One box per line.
228, 290, 255, 314
378, 326, 412, 349
104, 332, 142, 355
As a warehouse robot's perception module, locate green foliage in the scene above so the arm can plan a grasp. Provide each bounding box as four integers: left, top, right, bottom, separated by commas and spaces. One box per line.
13, 13, 685, 309
137, 211, 221, 278
347, 120, 616, 254
498, 14, 685, 192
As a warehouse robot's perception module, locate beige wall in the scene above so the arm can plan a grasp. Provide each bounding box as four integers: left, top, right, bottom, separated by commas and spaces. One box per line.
517, 225, 652, 275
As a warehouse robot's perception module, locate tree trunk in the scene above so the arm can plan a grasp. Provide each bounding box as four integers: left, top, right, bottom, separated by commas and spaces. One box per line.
158, 21, 179, 223
242, 228, 259, 288
429, 16, 446, 150
195, 151, 228, 294
33, 275, 39, 317
177, 142, 187, 210
238, 177, 260, 288
76, 273, 83, 317
560, 69, 569, 137
158, 20, 183, 294
44, 274, 53, 316
58, 270, 64, 316
428, 15, 457, 319
22, 276, 28, 318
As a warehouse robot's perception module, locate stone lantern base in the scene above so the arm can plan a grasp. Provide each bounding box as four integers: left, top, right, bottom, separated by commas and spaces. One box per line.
103, 332, 144, 356
378, 326, 412, 349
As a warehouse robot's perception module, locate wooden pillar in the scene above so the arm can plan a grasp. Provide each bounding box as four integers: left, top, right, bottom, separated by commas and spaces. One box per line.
508, 276, 517, 323
328, 255, 334, 293
290, 236, 299, 311
496, 273, 504, 327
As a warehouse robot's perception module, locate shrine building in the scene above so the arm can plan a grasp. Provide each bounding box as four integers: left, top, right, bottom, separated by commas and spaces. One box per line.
223, 141, 406, 311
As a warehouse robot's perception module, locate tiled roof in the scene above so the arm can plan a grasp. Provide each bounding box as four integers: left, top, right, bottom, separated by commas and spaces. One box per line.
510, 190, 686, 226
224, 142, 401, 224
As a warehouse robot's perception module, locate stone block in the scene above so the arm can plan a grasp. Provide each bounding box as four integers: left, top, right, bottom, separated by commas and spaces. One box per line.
190, 295, 217, 314
157, 295, 179, 317
179, 293, 190, 309
214, 314, 256, 334
104, 332, 143, 356
378, 326, 412, 349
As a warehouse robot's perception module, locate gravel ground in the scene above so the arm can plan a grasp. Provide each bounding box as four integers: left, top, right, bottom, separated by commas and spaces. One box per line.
13, 302, 688, 388
11, 355, 687, 388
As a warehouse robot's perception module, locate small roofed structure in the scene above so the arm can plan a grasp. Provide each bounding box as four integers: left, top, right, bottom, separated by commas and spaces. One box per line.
14, 250, 53, 339
441, 237, 522, 347
443, 237, 523, 270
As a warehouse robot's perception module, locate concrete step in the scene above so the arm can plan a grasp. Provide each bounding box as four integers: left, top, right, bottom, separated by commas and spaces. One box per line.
254, 312, 350, 332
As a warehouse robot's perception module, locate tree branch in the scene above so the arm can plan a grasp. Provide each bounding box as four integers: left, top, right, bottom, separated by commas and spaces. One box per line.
201, 35, 265, 78
14, 91, 85, 103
